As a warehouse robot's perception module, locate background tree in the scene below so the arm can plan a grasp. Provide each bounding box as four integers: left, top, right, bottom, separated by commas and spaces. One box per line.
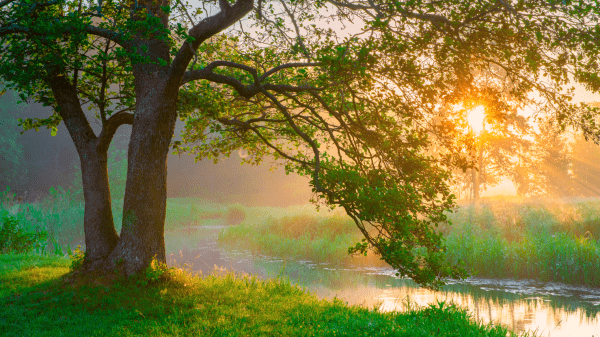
515, 118, 573, 197
568, 132, 600, 197
451, 102, 531, 202
0, 87, 28, 195
1, 0, 597, 288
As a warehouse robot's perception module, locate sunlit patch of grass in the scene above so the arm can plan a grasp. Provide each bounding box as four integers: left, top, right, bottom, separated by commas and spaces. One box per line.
0, 253, 533, 337
0, 253, 71, 298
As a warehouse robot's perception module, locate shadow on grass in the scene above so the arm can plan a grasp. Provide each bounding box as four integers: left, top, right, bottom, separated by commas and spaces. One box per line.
0, 253, 534, 337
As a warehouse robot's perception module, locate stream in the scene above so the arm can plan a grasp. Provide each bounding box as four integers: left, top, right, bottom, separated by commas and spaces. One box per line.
165, 225, 600, 337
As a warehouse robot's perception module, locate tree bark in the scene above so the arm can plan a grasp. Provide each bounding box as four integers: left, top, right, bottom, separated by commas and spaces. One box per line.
104, 79, 179, 275
48, 77, 119, 265
79, 145, 119, 262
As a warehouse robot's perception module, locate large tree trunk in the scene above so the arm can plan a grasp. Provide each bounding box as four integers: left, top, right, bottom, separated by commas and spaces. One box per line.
104, 82, 179, 275
49, 0, 251, 278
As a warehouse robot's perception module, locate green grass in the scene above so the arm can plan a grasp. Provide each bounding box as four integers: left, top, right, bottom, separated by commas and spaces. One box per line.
216, 196, 600, 287
217, 214, 374, 264
4, 185, 600, 286
0, 187, 251, 255
442, 199, 600, 287
0, 253, 532, 336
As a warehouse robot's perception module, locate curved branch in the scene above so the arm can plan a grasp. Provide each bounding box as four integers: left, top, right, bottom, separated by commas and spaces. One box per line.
259, 62, 320, 82
97, 111, 134, 153
217, 117, 311, 167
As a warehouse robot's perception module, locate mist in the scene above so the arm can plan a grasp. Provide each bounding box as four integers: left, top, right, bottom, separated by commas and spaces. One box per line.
0, 89, 312, 207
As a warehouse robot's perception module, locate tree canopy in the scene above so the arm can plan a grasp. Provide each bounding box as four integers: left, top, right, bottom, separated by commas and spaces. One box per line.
1, 0, 599, 288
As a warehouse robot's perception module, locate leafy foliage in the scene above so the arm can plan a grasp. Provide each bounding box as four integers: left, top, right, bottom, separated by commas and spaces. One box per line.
0, 215, 48, 254
68, 244, 85, 270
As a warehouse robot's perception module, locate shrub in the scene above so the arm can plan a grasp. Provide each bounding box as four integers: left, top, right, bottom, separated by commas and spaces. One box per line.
225, 207, 246, 225
68, 245, 86, 270
0, 215, 48, 254
136, 256, 175, 287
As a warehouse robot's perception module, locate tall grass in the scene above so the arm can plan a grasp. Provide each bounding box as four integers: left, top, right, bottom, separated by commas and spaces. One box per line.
217, 214, 383, 265
0, 187, 87, 255
218, 197, 600, 287
0, 186, 243, 255
442, 199, 600, 287
5, 184, 600, 286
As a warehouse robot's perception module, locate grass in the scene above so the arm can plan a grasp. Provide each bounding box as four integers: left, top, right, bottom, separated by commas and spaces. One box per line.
441, 199, 600, 287
0, 252, 533, 336
0, 187, 250, 255
3, 184, 600, 286
217, 214, 382, 265
217, 196, 600, 287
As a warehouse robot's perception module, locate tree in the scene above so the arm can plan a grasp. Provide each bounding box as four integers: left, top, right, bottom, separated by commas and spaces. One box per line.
69, 145, 128, 203
570, 131, 600, 197
1, 0, 597, 288
0, 87, 28, 194
449, 98, 532, 202
516, 118, 573, 197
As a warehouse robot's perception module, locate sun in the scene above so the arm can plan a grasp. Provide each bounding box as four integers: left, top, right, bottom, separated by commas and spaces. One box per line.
467, 105, 486, 134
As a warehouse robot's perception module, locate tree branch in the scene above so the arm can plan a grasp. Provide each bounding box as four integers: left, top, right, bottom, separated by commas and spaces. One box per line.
181, 61, 322, 98
97, 111, 134, 153
47, 75, 98, 147
169, 0, 254, 88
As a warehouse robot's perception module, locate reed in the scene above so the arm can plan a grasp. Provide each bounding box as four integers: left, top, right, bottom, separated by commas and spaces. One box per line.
0, 187, 238, 255
217, 214, 367, 263
4, 185, 599, 286
218, 196, 600, 287
443, 200, 600, 287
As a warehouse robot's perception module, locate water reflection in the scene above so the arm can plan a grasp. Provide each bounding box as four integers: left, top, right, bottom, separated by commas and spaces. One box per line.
165, 226, 600, 337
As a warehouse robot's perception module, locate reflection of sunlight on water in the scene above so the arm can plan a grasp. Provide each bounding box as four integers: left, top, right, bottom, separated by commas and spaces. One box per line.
165, 226, 600, 337
306, 277, 600, 337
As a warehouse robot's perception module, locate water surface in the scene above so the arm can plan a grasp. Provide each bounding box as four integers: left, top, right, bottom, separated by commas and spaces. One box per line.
165, 225, 600, 337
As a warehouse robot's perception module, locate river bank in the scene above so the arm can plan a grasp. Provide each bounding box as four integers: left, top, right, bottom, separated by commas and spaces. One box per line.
0, 253, 530, 336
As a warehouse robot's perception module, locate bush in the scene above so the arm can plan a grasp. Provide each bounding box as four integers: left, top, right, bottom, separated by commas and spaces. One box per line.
68, 245, 86, 270
0, 215, 48, 254
225, 207, 246, 225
